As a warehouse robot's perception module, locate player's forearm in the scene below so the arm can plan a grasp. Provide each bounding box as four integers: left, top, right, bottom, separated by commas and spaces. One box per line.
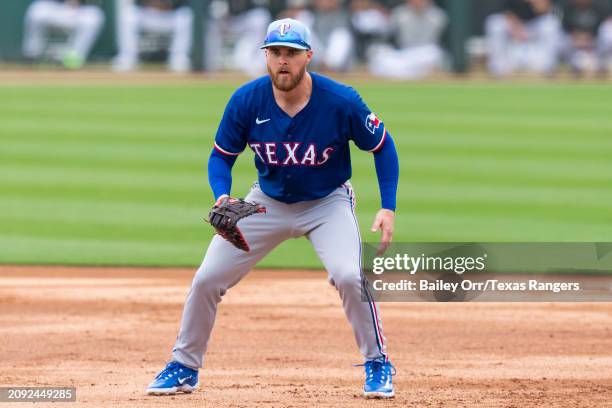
208, 148, 237, 200
373, 134, 399, 211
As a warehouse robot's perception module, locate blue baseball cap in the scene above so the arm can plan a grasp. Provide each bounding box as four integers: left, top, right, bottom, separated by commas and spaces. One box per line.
260, 18, 312, 50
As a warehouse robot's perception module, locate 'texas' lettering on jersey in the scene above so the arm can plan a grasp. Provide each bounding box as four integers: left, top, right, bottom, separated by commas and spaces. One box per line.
249, 142, 335, 166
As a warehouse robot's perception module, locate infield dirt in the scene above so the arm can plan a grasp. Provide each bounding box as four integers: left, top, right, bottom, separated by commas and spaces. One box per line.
1, 266, 611, 407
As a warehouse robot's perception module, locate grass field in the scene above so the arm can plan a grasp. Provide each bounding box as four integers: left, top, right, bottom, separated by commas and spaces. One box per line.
1, 79, 611, 268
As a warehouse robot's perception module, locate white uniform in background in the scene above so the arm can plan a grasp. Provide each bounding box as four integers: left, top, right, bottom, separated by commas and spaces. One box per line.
485, 2, 562, 76
277, 8, 344, 69
113, 0, 194, 73
367, 0, 447, 79
310, 0, 355, 71
598, 19, 612, 70
22, 0, 104, 67
310, 22, 355, 71
205, 3, 271, 77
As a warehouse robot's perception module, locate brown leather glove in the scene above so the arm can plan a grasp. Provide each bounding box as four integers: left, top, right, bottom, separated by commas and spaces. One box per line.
207, 196, 266, 252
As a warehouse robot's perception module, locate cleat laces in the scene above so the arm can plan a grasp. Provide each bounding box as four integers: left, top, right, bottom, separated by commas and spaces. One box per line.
356, 359, 396, 386
155, 361, 182, 380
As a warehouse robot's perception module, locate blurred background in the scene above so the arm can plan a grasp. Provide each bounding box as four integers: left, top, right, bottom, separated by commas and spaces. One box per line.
1, 0, 611, 269
1, 0, 612, 77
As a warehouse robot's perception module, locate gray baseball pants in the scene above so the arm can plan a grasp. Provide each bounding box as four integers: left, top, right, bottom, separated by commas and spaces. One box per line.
171, 183, 387, 369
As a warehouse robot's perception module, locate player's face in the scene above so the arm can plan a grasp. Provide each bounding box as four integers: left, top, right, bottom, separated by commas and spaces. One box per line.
265, 46, 313, 92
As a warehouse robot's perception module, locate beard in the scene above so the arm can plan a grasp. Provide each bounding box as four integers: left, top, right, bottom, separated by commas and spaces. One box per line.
268, 64, 307, 92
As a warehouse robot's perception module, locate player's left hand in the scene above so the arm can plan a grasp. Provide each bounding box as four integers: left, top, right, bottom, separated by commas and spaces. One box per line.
371, 209, 395, 256
207, 196, 266, 252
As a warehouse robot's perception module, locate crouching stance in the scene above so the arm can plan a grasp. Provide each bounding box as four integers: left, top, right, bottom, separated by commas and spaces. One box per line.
146, 18, 400, 399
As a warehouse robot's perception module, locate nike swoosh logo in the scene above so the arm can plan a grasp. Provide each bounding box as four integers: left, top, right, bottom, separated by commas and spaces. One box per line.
256, 118, 271, 125
178, 376, 192, 385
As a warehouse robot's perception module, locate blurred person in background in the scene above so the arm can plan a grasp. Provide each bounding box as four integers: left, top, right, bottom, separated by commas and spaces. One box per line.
367, 0, 447, 79
310, 0, 355, 71
600, 3, 612, 73
278, 0, 315, 26
113, 0, 194, 73
485, 0, 562, 76
350, 0, 390, 63
560, 0, 612, 75
22, 0, 104, 69
205, 0, 272, 76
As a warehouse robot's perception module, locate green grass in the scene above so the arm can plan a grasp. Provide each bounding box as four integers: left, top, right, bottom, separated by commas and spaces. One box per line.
1, 81, 611, 268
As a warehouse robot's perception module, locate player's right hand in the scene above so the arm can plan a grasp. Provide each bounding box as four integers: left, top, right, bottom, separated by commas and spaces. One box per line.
371, 209, 395, 256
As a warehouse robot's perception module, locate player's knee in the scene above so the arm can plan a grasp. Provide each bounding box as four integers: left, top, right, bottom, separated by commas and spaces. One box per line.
328, 268, 361, 291
192, 273, 228, 299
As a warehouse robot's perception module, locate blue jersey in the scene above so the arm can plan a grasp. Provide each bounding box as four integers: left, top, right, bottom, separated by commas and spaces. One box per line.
213, 72, 387, 204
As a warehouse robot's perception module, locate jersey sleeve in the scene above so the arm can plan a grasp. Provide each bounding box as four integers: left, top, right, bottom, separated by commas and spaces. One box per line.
348, 89, 388, 153
213, 92, 248, 157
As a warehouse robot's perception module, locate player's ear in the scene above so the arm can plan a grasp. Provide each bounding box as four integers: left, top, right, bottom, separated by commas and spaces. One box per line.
306, 49, 313, 63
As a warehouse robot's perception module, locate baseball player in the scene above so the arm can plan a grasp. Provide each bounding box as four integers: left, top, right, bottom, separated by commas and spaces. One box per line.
22, 0, 105, 69
367, 0, 448, 80
146, 18, 399, 399
205, 0, 273, 76
112, 0, 193, 72
485, 0, 562, 76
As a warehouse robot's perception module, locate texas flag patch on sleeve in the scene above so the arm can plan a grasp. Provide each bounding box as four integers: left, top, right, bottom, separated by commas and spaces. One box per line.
365, 112, 382, 134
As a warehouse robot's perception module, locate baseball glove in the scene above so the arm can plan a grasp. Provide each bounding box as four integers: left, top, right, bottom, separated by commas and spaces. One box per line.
207, 196, 266, 252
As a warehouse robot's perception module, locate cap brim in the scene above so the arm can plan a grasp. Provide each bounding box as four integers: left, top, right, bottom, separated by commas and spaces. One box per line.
260, 42, 310, 50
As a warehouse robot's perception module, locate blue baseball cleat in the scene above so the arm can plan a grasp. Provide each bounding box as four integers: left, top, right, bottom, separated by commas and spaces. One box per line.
146, 361, 199, 395
361, 359, 395, 398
